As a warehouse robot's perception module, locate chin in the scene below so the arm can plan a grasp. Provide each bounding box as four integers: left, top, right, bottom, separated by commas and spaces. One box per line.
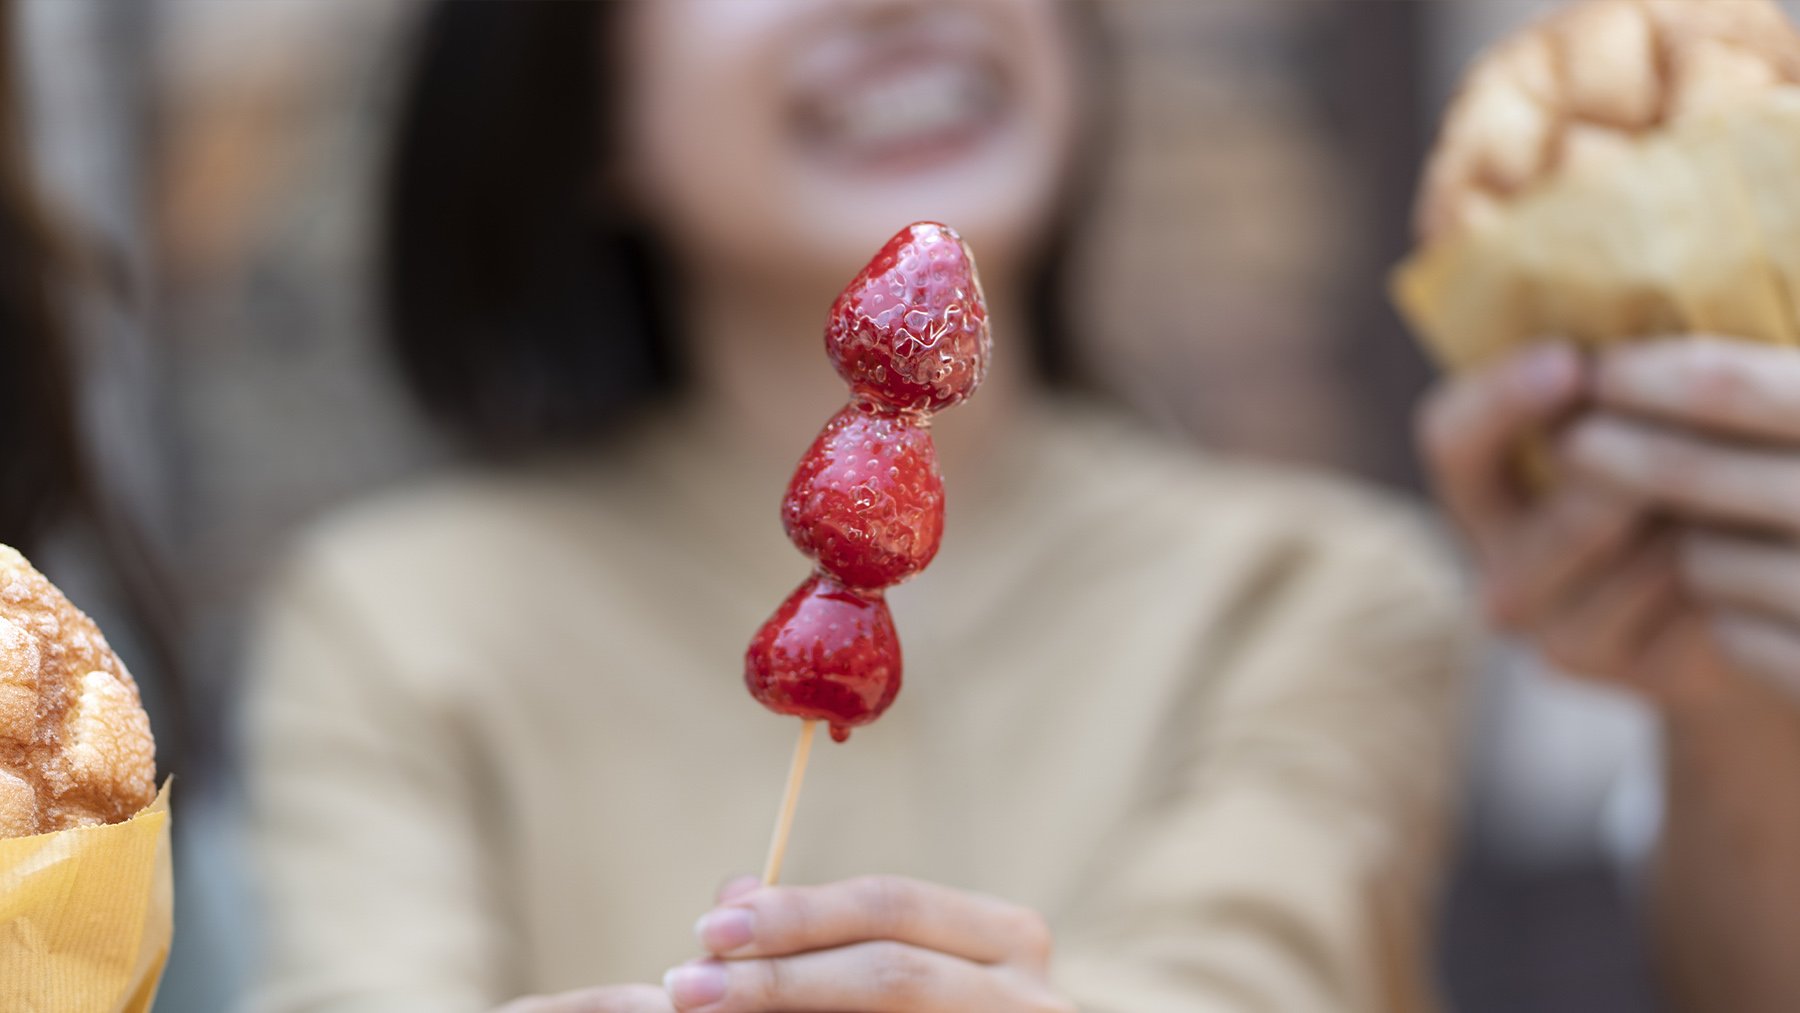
771, 4, 1073, 287
785, 158, 1060, 287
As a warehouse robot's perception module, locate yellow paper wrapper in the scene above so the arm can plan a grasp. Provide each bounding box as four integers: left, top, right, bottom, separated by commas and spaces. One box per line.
0, 781, 173, 1012
1392, 88, 1800, 371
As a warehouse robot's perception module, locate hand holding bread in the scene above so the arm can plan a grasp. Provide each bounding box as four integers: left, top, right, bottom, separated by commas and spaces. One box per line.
1408, 0, 1800, 704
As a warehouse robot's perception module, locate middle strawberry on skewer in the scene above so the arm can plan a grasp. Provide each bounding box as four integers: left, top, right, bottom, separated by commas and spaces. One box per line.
745, 221, 991, 745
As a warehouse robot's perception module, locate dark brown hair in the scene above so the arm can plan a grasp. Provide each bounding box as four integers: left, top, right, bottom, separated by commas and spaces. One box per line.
0, 0, 193, 780
383, 0, 1103, 453
0, 0, 84, 547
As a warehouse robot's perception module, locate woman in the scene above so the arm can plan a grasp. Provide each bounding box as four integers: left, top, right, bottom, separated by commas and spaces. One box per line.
244, 3, 1469, 1010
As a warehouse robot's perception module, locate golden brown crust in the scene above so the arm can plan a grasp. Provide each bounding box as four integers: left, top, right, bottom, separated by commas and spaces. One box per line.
1416, 0, 1800, 245
0, 544, 155, 837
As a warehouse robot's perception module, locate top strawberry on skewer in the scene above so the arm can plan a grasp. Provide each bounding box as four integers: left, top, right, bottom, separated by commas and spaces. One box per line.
825, 221, 990, 415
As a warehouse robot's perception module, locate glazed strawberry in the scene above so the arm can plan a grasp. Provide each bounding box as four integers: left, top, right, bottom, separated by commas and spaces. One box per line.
824, 221, 990, 414
745, 574, 902, 743
782, 405, 944, 591
745, 224, 988, 758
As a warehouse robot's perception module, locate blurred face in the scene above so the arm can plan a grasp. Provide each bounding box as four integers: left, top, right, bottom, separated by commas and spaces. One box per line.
619, 0, 1083, 294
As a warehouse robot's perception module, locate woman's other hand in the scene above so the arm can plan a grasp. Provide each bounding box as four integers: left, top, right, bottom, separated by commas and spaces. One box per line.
1561, 337, 1800, 699
1418, 343, 1688, 688
663, 874, 1073, 1012
1415, 337, 1800, 705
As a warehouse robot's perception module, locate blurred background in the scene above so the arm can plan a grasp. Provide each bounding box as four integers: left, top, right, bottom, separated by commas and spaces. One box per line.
9, 0, 1722, 1009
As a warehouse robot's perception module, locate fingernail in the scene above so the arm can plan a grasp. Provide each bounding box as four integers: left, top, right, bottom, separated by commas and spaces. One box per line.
665, 960, 728, 1007
695, 907, 756, 954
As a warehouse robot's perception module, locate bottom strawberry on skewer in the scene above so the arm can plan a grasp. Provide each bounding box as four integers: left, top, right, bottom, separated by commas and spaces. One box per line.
746, 574, 902, 745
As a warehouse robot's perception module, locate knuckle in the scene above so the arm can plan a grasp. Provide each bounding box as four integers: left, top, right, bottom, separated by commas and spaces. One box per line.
1709, 608, 1748, 644
744, 956, 789, 1005
1644, 437, 1708, 499
1675, 530, 1722, 588
1012, 908, 1054, 964
1557, 419, 1612, 482
866, 941, 932, 999
1686, 347, 1746, 417
853, 874, 916, 935
757, 889, 809, 946
1711, 613, 1776, 677
1557, 488, 1631, 546
1556, 415, 1600, 459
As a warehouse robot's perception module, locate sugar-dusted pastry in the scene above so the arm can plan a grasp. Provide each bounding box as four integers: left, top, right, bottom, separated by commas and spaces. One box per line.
0, 544, 156, 837
1395, 0, 1800, 369
1416, 0, 1800, 244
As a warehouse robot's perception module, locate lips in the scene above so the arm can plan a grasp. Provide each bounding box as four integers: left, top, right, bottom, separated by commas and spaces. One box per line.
786, 16, 1012, 174
797, 56, 1004, 163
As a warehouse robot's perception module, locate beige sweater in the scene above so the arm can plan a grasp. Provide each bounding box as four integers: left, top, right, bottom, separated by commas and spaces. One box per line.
244, 401, 1473, 1012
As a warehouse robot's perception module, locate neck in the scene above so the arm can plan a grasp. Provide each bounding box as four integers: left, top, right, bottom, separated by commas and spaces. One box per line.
680, 267, 1030, 481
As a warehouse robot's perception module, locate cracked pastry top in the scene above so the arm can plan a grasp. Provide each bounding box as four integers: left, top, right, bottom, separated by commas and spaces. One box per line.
1416, 0, 1800, 246
0, 544, 156, 837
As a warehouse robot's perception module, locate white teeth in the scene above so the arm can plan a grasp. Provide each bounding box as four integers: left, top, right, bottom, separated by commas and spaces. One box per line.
822, 63, 993, 152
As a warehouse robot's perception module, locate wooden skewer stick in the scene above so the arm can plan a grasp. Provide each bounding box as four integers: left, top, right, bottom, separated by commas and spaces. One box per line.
761, 719, 818, 886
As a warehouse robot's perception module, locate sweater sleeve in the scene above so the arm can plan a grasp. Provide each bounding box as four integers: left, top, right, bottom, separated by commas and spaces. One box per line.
242, 540, 509, 1013
1052, 506, 1476, 1013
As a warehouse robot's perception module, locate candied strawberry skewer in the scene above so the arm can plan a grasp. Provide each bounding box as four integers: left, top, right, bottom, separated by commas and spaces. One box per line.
748, 222, 989, 884
749, 222, 988, 740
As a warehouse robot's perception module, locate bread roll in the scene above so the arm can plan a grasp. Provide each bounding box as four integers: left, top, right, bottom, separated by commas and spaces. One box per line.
1394, 0, 1800, 371
0, 544, 156, 837
1416, 0, 1800, 245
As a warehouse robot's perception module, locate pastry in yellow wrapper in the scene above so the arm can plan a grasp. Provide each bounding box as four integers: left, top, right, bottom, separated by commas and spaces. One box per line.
1393, 0, 1800, 370
0, 783, 171, 1013
0, 544, 171, 1011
